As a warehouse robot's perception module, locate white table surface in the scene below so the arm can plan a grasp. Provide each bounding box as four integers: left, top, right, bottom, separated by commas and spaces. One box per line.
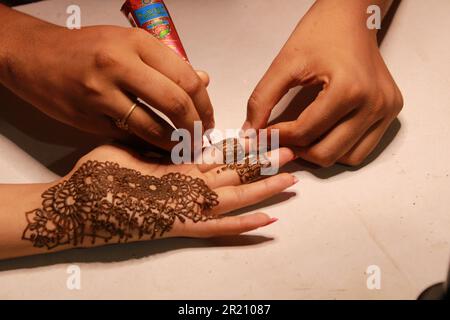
0, 0, 449, 299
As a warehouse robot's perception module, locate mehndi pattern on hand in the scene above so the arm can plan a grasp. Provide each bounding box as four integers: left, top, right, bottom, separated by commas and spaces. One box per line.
23, 161, 219, 249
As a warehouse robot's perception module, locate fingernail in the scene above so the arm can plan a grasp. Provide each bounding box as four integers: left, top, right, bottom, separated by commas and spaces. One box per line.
264, 217, 278, 226
292, 176, 299, 184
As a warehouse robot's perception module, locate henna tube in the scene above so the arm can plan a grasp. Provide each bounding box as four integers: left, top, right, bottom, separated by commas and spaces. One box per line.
121, 0, 189, 62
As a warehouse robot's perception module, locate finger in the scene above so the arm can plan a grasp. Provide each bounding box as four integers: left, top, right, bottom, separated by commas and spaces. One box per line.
127, 102, 179, 151
243, 59, 293, 130
138, 39, 215, 129
338, 118, 393, 166
172, 212, 276, 238
102, 91, 177, 151
196, 70, 210, 87
268, 84, 357, 147
197, 136, 265, 173
295, 109, 381, 167
74, 112, 129, 141
210, 173, 297, 215
117, 59, 201, 135
205, 148, 295, 189
197, 137, 248, 173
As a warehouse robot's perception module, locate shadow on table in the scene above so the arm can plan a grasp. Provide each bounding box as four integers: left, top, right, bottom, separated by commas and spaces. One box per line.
378, 0, 402, 46
282, 121, 400, 179
230, 191, 297, 216
0, 85, 107, 176
0, 235, 273, 271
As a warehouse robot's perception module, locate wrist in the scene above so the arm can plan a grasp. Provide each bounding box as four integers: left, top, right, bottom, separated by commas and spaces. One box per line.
0, 182, 57, 260
310, 0, 380, 45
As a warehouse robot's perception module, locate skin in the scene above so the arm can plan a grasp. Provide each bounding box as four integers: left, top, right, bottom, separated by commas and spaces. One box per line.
0, 144, 297, 260
0, 4, 214, 151
244, 0, 403, 167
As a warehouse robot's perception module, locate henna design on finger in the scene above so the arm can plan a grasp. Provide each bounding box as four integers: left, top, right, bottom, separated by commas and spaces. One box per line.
219, 154, 272, 184
213, 138, 272, 184
22, 161, 219, 250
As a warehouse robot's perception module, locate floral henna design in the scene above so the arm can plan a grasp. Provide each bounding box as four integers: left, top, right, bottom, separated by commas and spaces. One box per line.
23, 161, 219, 250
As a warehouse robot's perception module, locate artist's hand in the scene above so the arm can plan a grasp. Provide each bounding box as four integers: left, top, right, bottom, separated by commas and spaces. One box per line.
0, 7, 214, 150
243, 0, 403, 167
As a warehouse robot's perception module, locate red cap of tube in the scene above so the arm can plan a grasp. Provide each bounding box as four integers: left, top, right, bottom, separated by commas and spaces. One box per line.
121, 0, 189, 62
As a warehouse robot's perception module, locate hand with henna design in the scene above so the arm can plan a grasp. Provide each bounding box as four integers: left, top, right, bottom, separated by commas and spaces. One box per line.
0, 144, 297, 260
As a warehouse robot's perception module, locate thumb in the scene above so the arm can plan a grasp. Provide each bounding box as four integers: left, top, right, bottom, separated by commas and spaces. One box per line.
242, 63, 293, 131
